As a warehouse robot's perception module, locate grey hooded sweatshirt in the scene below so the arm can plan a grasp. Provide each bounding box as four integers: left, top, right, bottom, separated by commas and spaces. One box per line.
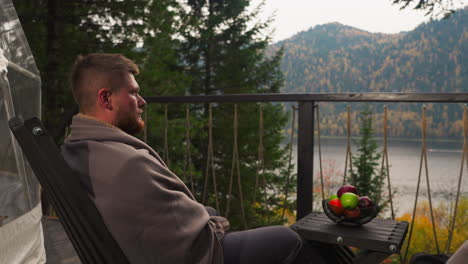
61, 114, 223, 264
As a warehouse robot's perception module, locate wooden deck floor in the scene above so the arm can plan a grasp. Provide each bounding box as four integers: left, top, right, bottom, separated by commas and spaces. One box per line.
42, 217, 81, 264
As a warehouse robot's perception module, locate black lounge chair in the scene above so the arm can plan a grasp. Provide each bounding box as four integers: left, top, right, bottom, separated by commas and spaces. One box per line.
8, 116, 129, 264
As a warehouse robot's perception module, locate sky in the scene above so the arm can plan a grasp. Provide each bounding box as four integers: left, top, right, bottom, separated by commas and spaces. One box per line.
251, 0, 467, 43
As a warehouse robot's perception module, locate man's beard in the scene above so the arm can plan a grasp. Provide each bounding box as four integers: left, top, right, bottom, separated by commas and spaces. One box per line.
115, 109, 145, 135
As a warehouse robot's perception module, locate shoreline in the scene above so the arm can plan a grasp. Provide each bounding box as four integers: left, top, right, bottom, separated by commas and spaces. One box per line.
315, 135, 463, 144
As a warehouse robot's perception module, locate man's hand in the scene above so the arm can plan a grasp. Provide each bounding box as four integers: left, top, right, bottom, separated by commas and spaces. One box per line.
210, 216, 230, 240
211, 216, 230, 232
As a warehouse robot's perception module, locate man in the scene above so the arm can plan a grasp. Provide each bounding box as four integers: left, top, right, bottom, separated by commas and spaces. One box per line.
61, 53, 335, 264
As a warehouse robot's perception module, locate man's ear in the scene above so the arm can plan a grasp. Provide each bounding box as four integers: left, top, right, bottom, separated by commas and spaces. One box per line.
97, 88, 112, 110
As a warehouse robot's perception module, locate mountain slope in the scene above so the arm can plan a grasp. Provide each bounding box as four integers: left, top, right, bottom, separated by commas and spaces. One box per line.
271, 8, 467, 94
269, 8, 467, 138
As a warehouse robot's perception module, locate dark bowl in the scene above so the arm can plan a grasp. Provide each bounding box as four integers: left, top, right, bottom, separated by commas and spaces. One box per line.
322, 199, 379, 227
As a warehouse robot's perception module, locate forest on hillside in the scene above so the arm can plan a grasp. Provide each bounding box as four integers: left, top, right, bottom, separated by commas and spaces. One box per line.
271, 7, 467, 138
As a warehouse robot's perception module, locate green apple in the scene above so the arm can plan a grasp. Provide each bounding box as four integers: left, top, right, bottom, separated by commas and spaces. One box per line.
329, 194, 339, 200
340, 192, 359, 209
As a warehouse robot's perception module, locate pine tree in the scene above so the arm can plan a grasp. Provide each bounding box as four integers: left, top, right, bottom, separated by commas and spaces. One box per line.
173, 0, 290, 229
137, 0, 189, 97
349, 105, 386, 207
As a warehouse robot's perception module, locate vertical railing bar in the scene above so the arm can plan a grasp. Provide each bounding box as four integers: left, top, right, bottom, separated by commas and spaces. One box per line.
297, 101, 315, 220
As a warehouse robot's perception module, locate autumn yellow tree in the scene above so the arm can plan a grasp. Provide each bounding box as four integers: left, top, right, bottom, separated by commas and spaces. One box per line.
393, 197, 468, 263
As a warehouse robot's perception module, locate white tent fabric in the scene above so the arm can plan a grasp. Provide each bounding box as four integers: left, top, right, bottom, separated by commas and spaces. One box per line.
0, 0, 45, 262
0, 203, 46, 264
0, 49, 7, 72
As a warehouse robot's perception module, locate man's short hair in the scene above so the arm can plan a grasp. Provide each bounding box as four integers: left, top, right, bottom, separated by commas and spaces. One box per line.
70, 53, 139, 113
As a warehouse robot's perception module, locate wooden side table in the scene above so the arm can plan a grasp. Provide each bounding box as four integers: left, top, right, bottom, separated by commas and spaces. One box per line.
291, 212, 409, 264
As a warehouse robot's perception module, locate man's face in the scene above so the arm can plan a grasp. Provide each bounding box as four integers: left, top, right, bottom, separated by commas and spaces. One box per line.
111, 73, 146, 135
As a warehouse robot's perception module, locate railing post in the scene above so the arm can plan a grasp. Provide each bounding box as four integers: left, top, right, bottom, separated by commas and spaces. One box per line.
297, 101, 314, 220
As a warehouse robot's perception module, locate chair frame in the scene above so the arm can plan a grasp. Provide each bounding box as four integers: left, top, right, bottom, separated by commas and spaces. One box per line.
9, 116, 130, 264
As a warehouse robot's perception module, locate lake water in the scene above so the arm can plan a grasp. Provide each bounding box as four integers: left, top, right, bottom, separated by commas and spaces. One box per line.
293, 138, 468, 216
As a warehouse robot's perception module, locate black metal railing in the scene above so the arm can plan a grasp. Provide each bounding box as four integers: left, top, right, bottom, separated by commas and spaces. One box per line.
144, 92, 468, 220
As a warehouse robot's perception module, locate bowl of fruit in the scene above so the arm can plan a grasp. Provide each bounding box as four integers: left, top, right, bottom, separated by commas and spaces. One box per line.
322, 184, 379, 226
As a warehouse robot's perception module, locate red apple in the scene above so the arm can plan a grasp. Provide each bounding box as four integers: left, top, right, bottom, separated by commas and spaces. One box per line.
358, 196, 374, 209
337, 184, 358, 198
344, 207, 361, 219
328, 199, 345, 216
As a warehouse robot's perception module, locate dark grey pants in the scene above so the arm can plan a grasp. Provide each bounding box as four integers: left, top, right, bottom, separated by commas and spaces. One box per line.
205, 207, 339, 264
221, 225, 303, 264
219, 226, 350, 264
205, 207, 301, 264
206, 206, 339, 264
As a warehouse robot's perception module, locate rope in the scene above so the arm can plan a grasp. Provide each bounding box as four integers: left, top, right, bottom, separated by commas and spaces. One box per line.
379, 107, 401, 263
445, 105, 467, 253
183, 105, 195, 193
317, 105, 325, 200
254, 104, 267, 211
163, 104, 169, 166
281, 105, 297, 221
403, 106, 426, 263
343, 105, 353, 184
202, 104, 220, 212
379, 106, 395, 219
403, 106, 440, 263
422, 106, 441, 255
225, 104, 248, 229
